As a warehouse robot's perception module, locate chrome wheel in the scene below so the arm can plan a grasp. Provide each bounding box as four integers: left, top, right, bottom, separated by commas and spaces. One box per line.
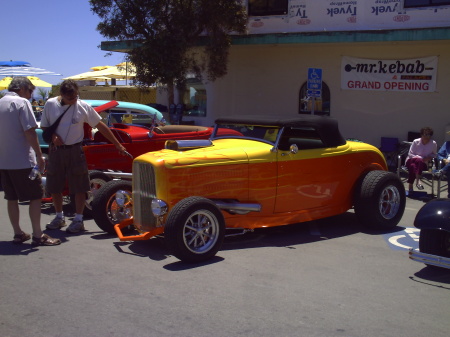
85, 171, 111, 213
379, 185, 401, 220
182, 210, 221, 254
165, 196, 225, 262
105, 190, 133, 224
86, 177, 108, 210
92, 180, 132, 234
354, 171, 406, 229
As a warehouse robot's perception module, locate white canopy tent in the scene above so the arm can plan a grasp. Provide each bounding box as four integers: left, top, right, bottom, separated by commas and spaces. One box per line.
64, 63, 136, 84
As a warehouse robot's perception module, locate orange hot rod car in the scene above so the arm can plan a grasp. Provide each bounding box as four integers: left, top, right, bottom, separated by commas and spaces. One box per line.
110, 115, 406, 262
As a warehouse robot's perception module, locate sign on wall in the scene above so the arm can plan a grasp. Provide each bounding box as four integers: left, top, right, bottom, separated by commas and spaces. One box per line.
307, 68, 322, 97
341, 56, 438, 92
247, 0, 450, 34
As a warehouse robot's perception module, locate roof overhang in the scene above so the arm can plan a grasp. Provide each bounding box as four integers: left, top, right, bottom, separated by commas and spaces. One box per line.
101, 27, 450, 53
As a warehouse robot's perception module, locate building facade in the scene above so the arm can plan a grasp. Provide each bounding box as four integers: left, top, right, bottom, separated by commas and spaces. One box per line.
103, 0, 450, 147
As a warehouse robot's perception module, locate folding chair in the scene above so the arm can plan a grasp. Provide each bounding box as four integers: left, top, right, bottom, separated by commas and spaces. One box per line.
434, 159, 449, 198
396, 141, 411, 180
380, 137, 399, 171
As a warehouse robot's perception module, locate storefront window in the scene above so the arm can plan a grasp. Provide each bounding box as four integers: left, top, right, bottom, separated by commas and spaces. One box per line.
248, 0, 289, 16
298, 82, 330, 116
182, 78, 207, 117
404, 0, 450, 8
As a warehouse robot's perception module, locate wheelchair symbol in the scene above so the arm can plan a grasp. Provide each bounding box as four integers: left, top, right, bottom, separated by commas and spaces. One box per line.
384, 228, 420, 251
310, 69, 319, 79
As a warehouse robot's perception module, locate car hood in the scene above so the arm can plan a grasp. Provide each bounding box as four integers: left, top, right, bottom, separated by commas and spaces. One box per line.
135, 139, 273, 168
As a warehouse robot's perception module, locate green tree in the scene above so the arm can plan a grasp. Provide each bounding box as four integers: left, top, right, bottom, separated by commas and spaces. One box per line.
36, 88, 48, 101
89, 0, 248, 102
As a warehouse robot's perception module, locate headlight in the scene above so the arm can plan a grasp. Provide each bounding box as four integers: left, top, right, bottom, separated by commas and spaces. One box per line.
151, 199, 168, 217
115, 190, 132, 207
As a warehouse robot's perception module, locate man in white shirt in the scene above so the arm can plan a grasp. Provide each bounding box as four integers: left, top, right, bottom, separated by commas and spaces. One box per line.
41, 80, 126, 233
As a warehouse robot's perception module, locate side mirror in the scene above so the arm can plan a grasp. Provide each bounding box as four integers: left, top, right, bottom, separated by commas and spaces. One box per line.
290, 144, 298, 154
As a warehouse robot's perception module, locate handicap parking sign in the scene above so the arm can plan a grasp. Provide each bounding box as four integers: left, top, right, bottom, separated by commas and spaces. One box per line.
307, 68, 322, 97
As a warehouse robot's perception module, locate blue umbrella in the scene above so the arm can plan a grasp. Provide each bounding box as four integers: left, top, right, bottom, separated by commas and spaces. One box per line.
0, 61, 31, 67
0, 60, 61, 76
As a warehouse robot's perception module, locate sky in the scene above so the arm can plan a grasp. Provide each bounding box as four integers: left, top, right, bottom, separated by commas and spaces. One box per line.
1, 1, 127, 86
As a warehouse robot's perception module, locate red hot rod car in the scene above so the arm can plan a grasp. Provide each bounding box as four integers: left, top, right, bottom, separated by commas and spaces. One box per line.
39, 100, 217, 222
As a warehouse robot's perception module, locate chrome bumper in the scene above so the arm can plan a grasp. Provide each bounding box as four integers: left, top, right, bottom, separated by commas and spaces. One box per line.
409, 249, 450, 270
103, 172, 133, 179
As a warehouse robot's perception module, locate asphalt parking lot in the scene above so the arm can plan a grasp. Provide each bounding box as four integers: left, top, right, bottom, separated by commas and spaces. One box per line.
0, 180, 449, 337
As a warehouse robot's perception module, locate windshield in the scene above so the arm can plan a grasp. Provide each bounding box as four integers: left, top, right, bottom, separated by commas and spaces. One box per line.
213, 123, 282, 145
100, 109, 158, 128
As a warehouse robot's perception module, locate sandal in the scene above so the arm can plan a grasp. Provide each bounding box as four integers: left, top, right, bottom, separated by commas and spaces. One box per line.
13, 231, 31, 244
416, 183, 424, 190
32, 234, 61, 246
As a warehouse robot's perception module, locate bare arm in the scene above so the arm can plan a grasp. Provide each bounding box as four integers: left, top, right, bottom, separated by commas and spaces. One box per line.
95, 121, 127, 155
24, 127, 45, 171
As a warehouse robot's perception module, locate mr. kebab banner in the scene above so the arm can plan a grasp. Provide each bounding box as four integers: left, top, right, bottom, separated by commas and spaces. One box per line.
341, 56, 438, 92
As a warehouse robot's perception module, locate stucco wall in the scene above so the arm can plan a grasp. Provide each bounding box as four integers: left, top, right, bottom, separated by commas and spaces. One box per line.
203, 39, 450, 148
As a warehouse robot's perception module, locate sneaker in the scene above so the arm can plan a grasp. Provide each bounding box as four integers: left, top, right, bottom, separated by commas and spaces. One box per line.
46, 217, 66, 230
66, 219, 85, 233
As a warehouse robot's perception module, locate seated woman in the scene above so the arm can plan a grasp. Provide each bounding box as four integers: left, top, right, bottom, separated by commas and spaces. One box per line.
405, 127, 437, 192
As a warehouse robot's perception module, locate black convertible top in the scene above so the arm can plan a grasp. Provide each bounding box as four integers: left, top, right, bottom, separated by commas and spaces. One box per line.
215, 115, 346, 148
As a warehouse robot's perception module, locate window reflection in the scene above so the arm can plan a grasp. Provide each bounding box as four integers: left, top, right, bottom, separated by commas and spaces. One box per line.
182, 78, 207, 117
299, 81, 330, 116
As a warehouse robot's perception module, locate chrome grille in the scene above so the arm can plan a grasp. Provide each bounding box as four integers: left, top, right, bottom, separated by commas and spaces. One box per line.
133, 161, 157, 229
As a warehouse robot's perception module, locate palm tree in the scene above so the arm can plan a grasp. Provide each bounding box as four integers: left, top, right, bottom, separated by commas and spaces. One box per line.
36, 88, 48, 101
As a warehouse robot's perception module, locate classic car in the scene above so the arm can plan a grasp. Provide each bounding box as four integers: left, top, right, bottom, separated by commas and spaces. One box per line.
38, 100, 218, 219
409, 199, 450, 269
36, 100, 165, 150
111, 115, 406, 262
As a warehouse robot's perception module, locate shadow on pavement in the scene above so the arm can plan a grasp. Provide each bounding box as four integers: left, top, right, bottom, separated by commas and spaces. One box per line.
113, 236, 169, 261
406, 190, 434, 203
108, 211, 401, 269
0, 241, 40, 255
410, 266, 450, 288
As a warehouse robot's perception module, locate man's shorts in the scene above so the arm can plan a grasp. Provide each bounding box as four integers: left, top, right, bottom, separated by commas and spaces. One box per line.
46, 144, 90, 194
1, 168, 43, 201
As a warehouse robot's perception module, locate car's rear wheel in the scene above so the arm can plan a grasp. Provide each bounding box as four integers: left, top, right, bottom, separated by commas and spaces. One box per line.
165, 196, 225, 263
354, 171, 405, 230
91, 180, 133, 234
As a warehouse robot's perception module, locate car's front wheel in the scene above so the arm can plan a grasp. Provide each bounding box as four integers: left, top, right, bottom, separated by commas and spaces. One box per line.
91, 180, 133, 234
165, 196, 225, 263
354, 170, 406, 230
